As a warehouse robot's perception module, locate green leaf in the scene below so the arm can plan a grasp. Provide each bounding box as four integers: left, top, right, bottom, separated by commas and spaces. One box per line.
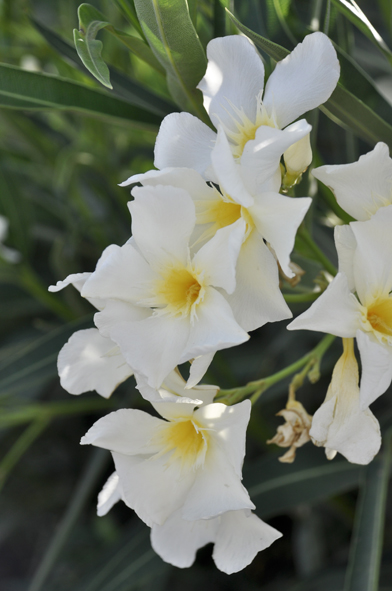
343, 434, 392, 591
33, 18, 175, 117
74, 3, 112, 88
331, 0, 392, 65
335, 43, 392, 127
226, 11, 392, 149
133, 0, 208, 120
0, 63, 161, 129
75, 3, 166, 76
246, 445, 363, 519
109, 30, 166, 74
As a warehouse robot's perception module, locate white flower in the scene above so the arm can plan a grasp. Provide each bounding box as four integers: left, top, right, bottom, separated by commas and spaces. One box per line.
155, 33, 339, 182
81, 399, 254, 526
81, 185, 248, 389
151, 508, 282, 574
122, 124, 311, 332
49, 264, 134, 398
288, 206, 392, 409
0, 215, 21, 264
313, 142, 392, 221
310, 338, 381, 464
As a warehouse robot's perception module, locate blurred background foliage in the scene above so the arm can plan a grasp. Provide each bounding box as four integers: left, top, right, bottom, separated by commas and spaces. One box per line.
1, 0, 392, 590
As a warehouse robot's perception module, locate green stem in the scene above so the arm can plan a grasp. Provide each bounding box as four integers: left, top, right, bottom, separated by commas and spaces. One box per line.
218, 333, 335, 405
299, 226, 337, 276
0, 399, 114, 428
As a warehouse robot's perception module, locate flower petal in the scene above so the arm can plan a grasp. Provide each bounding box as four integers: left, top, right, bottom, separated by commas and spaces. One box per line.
182, 442, 254, 520
193, 218, 246, 293
334, 225, 357, 291
129, 185, 196, 268
350, 206, 392, 304
241, 120, 311, 195
154, 113, 217, 180
224, 232, 291, 332
312, 143, 392, 221
213, 510, 282, 574
287, 272, 362, 337
198, 35, 264, 131
49, 272, 92, 293
80, 408, 163, 455
310, 340, 381, 464
151, 509, 217, 568
357, 330, 392, 409
94, 300, 150, 339
250, 191, 311, 277
121, 167, 214, 203
263, 32, 339, 129
186, 352, 215, 389
82, 243, 156, 303
180, 288, 249, 362
97, 472, 122, 516
195, 400, 251, 477
113, 450, 196, 527
109, 314, 190, 389
58, 328, 133, 398
211, 127, 254, 207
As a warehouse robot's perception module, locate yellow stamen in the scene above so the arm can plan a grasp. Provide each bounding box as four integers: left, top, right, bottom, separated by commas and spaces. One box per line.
367, 296, 392, 336
159, 419, 208, 470
155, 266, 203, 317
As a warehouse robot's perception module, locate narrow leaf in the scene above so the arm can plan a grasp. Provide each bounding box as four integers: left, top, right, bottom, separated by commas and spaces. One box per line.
0, 63, 161, 129
32, 18, 175, 116
227, 11, 392, 149
343, 434, 392, 591
74, 3, 112, 88
331, 0, 392, 65
133, 0, 208, 121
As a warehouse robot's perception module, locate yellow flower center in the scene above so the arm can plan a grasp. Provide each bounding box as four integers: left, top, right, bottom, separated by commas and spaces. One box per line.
221, 96, 278, 159
194, 193, 254, 246
159, 419, 208, 471
367, 296, 392, 337
155, 265, 203, 317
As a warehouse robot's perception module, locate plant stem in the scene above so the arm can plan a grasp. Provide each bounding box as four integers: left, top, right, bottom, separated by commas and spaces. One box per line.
218, 333, 336, 405
299, 226, 337, 276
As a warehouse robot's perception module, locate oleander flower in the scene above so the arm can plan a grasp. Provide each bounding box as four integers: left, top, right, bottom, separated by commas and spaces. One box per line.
155, 32, 339, 184
310, 338, 381, 464
288, 205, 392, 409
81, 399, 254, 526
81, 185, 249, 389
122, 123, 311, 331
151, 508, 282, 574
313, 142, 392, 221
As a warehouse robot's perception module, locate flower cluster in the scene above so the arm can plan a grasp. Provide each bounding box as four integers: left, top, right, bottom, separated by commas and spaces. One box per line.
288, 142, 392, 464
50, 32, 341, 573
